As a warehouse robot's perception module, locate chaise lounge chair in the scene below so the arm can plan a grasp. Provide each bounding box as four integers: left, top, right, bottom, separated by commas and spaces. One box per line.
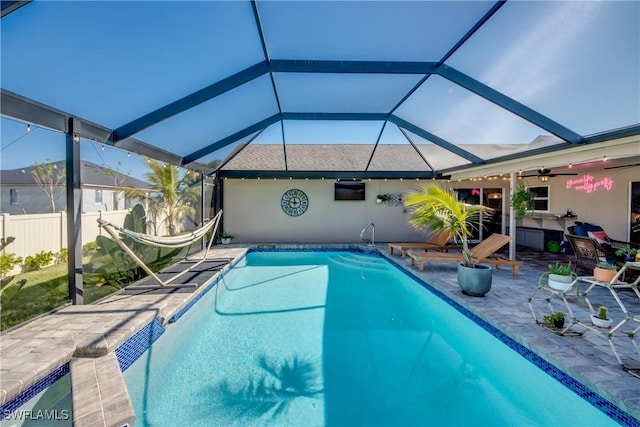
388, 230, 461, 258
408, 233, 522, 276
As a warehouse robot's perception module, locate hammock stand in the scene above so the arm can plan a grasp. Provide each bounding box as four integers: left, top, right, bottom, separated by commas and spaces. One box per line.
97, 210, 223, 289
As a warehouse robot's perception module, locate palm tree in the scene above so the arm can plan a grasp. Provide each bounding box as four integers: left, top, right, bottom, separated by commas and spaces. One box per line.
127, 159, 199, 236
404, 183, 491, 267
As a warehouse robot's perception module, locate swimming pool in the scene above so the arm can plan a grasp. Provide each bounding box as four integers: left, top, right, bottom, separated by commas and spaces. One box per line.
123, 250, 630, 426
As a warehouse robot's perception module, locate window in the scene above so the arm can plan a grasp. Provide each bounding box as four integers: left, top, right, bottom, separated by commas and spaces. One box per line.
95, 189, 103, 205
526, 186, 549, 212
9, 189, 19, 205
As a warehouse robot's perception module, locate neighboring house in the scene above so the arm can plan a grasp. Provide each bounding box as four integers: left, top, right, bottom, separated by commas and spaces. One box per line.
0, 160, 151, 214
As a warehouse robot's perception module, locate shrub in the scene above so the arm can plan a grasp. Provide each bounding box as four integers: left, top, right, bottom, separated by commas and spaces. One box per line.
56, 248, 68, 264
1, 253, 23, 276
22, 250, 54, 272
82, 242, 98, 256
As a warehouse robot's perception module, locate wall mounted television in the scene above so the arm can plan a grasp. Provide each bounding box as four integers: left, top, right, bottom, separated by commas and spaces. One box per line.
335, 182, 365, 201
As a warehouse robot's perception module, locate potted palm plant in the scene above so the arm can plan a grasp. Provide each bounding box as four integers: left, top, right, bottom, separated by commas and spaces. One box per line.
404, 183, 492, 296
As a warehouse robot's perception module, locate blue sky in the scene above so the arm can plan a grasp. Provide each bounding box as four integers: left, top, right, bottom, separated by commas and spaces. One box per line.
1, 1, 638, 179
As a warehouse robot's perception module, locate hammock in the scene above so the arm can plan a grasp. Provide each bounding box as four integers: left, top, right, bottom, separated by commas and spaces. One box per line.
97, 210, 223, 288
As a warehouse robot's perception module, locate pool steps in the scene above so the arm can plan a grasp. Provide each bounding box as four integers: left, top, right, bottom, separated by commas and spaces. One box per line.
330, 252, 390, 270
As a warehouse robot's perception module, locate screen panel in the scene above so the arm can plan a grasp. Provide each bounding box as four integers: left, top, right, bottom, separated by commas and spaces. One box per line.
446, 1, 640, 135
0, 1, 265, 128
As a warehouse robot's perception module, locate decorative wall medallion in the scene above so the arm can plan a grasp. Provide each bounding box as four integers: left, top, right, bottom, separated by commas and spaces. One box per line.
281, 189, 309, 217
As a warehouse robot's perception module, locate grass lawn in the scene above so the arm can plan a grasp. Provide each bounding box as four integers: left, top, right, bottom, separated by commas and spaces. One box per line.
0, 262, 121, 331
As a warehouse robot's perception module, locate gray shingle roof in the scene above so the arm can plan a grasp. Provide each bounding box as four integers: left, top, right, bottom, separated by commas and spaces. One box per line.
0, 160, 150, 189
221, 138, 562, 172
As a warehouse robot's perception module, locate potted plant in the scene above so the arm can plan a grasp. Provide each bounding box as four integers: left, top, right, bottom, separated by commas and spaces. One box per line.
547, 261, 574, 291
615, 247, 638, 262
220, 231, 234, 245
543, 312, 566, 329
404, 183, 492, 297
376, 194, 392, 204
590, 306, 613, 328
509, 185, 534, 219
593, 261, 618, 282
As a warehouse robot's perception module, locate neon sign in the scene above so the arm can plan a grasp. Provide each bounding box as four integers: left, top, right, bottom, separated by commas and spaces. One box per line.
565, 175, 613, 193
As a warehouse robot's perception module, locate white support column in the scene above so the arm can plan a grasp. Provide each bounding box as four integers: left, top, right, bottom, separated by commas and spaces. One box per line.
509, 172, 517, 260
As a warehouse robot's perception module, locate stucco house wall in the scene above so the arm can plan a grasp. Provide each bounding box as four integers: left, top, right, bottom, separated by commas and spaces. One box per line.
222, 165, 639, 244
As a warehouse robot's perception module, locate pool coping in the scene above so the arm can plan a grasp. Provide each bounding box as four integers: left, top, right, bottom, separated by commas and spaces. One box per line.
1, 244, 639, 426
0, 247, 247, 425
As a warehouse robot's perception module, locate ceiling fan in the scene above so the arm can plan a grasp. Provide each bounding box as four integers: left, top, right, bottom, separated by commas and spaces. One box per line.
604, 163, 640, 170
520, 168, 578, 181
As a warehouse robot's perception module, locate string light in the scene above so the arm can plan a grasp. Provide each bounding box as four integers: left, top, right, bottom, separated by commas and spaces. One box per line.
603, 156, 607, 162
568, 163, 573, 168
73, 134, 80, 143
26, 124, 31, 133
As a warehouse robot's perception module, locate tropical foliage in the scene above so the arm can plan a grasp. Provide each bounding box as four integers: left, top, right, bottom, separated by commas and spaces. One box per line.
85, 204, 181, 287
404, 184, 491, 267
127, 159, 199, 236
509, 185, 534, 219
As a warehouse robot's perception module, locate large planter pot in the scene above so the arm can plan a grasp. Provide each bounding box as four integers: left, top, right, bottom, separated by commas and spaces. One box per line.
457, 263, 492, 297
548, 274, 573, 291
593, 267, 617, 282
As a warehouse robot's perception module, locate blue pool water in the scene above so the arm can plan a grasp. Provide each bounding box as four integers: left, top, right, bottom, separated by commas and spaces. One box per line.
123, 250, 624, 426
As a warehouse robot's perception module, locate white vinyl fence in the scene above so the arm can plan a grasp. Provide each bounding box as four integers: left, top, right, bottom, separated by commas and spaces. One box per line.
1, 210, 130, 259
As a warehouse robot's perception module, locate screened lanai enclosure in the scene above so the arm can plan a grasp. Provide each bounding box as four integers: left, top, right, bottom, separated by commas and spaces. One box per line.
1, 0, 639, 308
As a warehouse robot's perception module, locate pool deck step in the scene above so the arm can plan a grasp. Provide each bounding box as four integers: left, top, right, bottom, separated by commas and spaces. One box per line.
70, 353, 134, 427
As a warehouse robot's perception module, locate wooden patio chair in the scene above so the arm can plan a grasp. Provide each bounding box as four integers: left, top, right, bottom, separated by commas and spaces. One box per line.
388, 230, 461, 258
408, 233, 522, 276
